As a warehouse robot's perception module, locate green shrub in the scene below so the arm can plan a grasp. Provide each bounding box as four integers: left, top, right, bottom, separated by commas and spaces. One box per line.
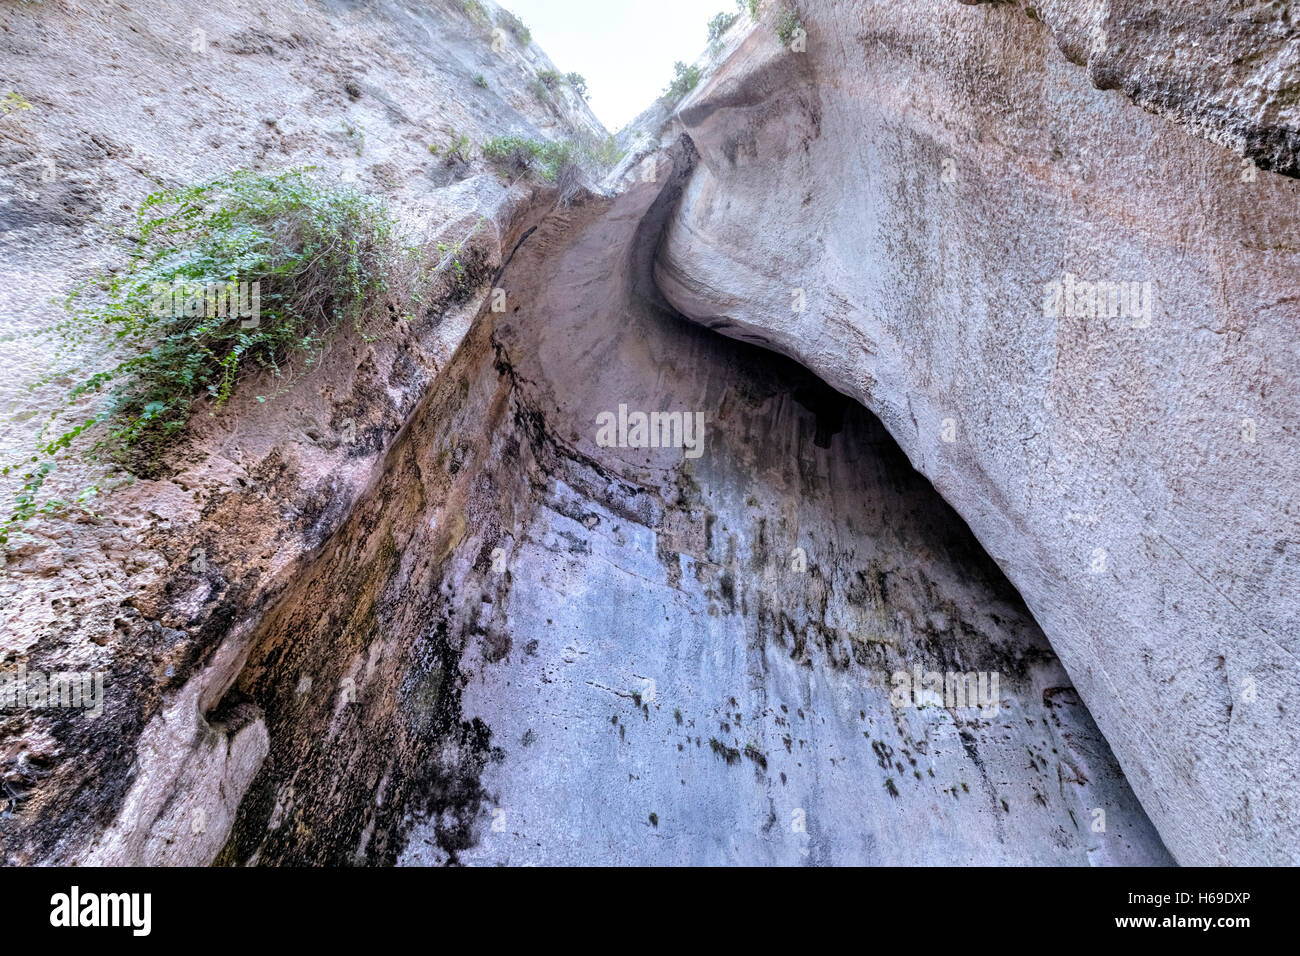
481, 135, 576, 182
481, 132, 622, 197
775, 7, 804, 46
564, 72, 588, 98
12, 169, 408, 485
430, 129, 472, 164
473, 73, 489, 89
538, 140, 578, 184
481, 135, 543, 175
534, 70, 589, 101
2, 460, 57, 548
664, 61, 702, 101
740, 0, 760, 21
496, 9, 531, 45
708, 11, 739, 41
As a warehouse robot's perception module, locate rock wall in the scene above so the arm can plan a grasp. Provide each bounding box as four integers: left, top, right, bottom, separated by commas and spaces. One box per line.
655, 0, 1300, 864
211, 141, 1169, 865
0, 0, 601, 864
3, 0, 1290, 866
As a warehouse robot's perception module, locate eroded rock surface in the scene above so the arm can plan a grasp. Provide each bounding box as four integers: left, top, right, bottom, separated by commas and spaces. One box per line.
3, 0, 1291, 866
0, 0, 600, 864
212, 142, 1170, 865
655, 0, 1300, 864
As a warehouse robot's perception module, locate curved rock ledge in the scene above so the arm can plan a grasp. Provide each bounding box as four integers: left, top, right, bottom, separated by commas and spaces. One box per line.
655, 0, 1299, 864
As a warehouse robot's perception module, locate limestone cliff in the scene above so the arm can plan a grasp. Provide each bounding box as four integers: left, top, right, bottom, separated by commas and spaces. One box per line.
1, 0, 1295, 866
656, 0, 1299, 864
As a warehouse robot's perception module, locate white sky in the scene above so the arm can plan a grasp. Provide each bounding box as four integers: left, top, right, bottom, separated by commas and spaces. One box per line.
498, 0, 726, 131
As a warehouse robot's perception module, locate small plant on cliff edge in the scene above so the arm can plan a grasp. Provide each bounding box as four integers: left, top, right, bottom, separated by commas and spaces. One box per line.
481, 135, 579, 184
430, 128, 472, 164
565, 72, 588, 98
341, 120, 366, 156
1, 91, 34, 116
481, 132, 621, 203
1, 169, 413, 544
496, 9, 531, 45
708, 11, 739, 42
460, 0, 490, 28
663, 61, 702, 101
481, 134, 545, 176
775, 7, 804, 47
